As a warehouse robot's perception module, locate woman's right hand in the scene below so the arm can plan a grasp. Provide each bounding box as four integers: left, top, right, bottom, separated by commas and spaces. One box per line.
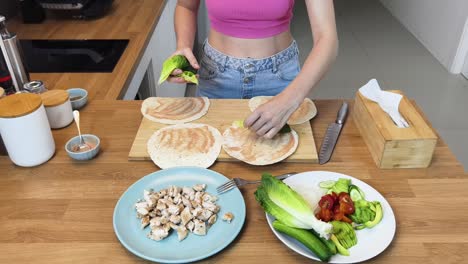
167, 48, 200, 83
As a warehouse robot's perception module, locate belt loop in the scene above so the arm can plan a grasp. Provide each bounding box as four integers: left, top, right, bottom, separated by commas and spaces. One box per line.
217, 56, 226, 72
272, 56, 278, 73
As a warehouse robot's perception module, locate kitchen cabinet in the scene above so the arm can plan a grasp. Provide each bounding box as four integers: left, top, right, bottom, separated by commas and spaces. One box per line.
123, 0, 186, 100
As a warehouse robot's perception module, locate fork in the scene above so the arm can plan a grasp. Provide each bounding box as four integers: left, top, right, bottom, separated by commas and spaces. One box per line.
216, 172, 297, 194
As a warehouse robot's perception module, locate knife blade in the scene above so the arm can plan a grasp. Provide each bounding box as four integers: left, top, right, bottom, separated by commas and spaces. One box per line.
318, 102, 349, 165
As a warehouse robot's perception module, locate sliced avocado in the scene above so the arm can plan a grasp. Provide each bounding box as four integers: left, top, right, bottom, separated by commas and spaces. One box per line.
279, 124, 291, 134
233, 120, 244, 128
330, 234, 349, 256
364, 202, 383, 228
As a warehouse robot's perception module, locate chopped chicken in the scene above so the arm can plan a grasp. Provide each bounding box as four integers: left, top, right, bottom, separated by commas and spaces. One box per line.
203, 193, 217, 203
186, 220, 195, 232
135, 183, 222, 242
182, 197, 192, 208
197, 209, 213, 221
169, 222, 179, 230
177, 226, 188, 241
156, 200, 166, 210
159, 215, 169, 225
148, 226, 169, 241
190, 200, 200, 209
170, 214, 181, 224
181, 207, 193, 226
141, 216, 150, 229
194, 192, 203, 204
202, 201, 217, 212
161, 209, 170, 217
182, 186, 194, 195
207, 214, 217, 226
173, 193, 181, 204
193, 219, 206, 236
163, 223, 171, 233
168, 204, 181, 215
148, 210, 158, 218
136, 206, 149, 216
191, 207, 203, 218
158, 189, 167, 197
150, 217, 162, 227
222, 212, 234, 223
193, 184, 206, 192
143, 190, 156, 208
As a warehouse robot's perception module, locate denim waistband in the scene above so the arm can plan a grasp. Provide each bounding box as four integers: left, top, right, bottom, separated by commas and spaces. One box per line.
202, 39, 299, 72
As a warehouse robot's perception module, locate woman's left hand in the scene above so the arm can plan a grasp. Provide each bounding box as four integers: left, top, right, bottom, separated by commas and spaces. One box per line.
244, 94, 302, 139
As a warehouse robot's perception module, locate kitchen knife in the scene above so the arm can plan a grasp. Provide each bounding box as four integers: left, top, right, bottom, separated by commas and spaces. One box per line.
318, 102, 348, 165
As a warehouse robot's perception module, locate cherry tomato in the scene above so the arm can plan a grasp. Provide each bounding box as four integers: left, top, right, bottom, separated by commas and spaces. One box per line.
318, 195, 335, 210
340, 201, 355, 215
338, 192, 353, 204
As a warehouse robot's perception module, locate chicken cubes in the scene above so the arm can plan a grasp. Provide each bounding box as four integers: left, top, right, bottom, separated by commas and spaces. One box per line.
134, 183, 220, 242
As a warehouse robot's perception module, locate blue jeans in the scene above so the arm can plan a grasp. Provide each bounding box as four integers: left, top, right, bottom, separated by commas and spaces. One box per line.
196, 40, 300, 99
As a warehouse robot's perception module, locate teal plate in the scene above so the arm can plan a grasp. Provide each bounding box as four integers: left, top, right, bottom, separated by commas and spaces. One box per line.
113, 167, 246, 263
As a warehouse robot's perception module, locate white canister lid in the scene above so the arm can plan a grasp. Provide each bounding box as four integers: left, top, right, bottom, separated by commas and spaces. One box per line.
0, 93, 42, 118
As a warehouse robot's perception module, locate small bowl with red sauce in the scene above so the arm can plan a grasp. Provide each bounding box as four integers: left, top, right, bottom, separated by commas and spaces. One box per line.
65, 134, 100, 160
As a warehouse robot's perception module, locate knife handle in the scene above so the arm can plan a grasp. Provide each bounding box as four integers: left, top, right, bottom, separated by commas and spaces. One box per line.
336, 102, 349, 125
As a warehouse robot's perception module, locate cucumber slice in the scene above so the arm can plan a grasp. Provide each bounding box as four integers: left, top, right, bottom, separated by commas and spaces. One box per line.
349, 185, 365, 201
319, 180, 336, 189
350, 189, 363, 201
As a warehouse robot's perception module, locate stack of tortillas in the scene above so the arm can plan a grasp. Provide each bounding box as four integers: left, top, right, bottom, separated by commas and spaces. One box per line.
248, 96, 317, 125
147, 123, 222, 169
222, 122, 299, 165
141, 97, 210, 124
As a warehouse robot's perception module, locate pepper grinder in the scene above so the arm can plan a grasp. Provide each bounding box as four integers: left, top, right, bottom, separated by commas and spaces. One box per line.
0, 15, 30, 92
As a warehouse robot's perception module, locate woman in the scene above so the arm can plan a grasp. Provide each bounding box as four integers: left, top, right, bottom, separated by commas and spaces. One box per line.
167, 0, 338, 138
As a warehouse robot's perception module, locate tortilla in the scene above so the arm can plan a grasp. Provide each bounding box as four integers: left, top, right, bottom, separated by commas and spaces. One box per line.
141, 97, 210, 124
248, 96, 317, 125
147, 123, 222, 169
222, 123, 299, 165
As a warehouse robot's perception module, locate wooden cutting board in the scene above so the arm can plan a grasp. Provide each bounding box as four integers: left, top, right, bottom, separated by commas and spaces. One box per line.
128, 99, 318, 163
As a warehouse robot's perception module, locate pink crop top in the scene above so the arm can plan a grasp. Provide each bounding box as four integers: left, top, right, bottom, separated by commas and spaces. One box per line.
206, 0, 295, 39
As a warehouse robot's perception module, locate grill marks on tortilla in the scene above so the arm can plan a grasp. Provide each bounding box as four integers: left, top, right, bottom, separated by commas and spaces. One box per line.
147, 123, 222, 169
222, 126, 299, 165
289, 101, 311, 124
141, 97, 210, 124
248, 96, 317, 125
147, 97, 205, 120
156, 126, 214, 154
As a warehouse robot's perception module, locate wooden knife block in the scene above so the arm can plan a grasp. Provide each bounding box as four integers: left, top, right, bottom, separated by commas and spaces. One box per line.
353, 90, 437, 169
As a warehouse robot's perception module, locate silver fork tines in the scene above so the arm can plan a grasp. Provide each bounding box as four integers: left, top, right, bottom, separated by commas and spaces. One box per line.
216, 172, 297, 195
216, 179, 237, 194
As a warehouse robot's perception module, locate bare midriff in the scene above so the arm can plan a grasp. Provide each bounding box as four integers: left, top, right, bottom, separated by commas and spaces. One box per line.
208, 29, 294, 59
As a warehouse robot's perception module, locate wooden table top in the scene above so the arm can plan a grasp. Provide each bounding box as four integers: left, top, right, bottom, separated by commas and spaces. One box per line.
0, 100, 466, 263
8, 0, 166, 100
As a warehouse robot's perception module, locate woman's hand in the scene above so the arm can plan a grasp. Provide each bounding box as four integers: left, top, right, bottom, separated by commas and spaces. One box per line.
167, 48, 200, 83
244, 93, 302, 139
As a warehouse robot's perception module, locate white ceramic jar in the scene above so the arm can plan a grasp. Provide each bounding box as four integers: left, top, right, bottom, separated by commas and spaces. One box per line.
0, 93, 55, 167
40, 90, 73, 129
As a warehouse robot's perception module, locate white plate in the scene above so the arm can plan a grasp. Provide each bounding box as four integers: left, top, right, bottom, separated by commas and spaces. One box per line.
266, 171, 396, 263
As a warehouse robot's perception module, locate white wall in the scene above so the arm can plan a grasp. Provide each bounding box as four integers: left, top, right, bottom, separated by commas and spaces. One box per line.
124, 0, 186, 99
464, 58, 468, 78
380, 0, 468, 74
